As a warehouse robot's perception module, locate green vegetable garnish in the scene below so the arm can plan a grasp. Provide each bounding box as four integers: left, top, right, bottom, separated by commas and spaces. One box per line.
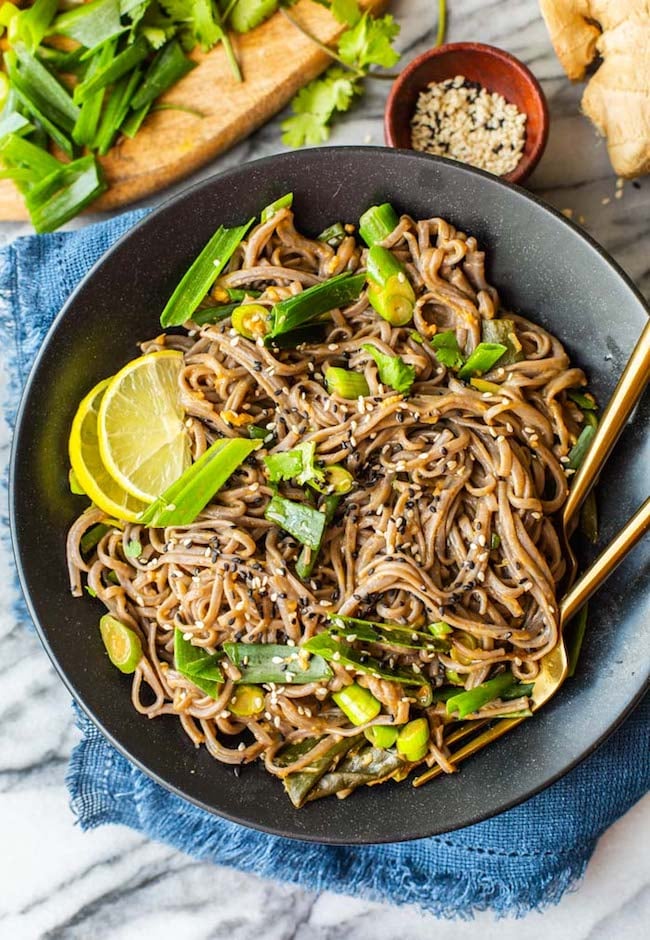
332, 682, 381, 725
228, 684, 265, 717
358, 202, 399, 247
362, 343, 415, 394
231, 303, 271, 340
396, 717, 429, 761
457, 343, 507, 380
223, 642, 332, 684
124, 539, 142, 559
302, 633, 432, 688
481, 318, 524, 365
260, 191, 292, 222
364, 725, 399, 749
325, 366, 370, 399
229, 0, 278, 33
174, 627, 223, 697
296, 493, 339, 580
269, 272, 365, 339
317, 221, 346, 246
264, 493, 326, 550
446, 672, 517, 719
567, 425, 596, 470
80, 523, 110, 555
68, 468, 86, 495
140, 437, 258, 527
567, 389, 597, 411
100, 613, 142, 674
428, 620, 452, 637
566, 603, 589, 677
366, 245, 415, 326
160, 219, 254, 327
490, 533, 501, 550
24, 155, 107, 234
431, 330, 464, 369
74, 36, 149, 104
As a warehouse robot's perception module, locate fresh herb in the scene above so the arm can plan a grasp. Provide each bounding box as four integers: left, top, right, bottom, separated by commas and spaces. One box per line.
446, 671, 518, 719
362, 343, 415, 394
567, 425, 596, 470
264, 493, 326, 550
296, 492, 339, 580
431, 330, 464, 369
396, 717, 429, 761
260, 190, 292, 222
457, 342, 507, 380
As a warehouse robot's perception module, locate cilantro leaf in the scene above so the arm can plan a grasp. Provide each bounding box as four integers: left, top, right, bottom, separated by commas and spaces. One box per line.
160, 0, 223, 50
229, 0, 278, 34
362, 343, 416, 394
431, 330, 464, 370
281, 66, 360, 147
330, 0, 361, 26
338, 13, 400, 71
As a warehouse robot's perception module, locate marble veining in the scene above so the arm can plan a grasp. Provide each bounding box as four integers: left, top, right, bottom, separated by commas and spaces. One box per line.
1, 0, 648, 936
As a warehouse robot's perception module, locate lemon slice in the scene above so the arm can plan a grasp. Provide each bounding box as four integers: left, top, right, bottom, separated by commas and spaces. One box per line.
98, 350, 190, 502
69, 379, 148, 523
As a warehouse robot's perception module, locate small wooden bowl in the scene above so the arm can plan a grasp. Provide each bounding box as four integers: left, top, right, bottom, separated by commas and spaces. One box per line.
384, 42, 549, 186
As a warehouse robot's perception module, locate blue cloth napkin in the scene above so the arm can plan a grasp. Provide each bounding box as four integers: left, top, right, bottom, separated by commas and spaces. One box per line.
1, 211, 648, 919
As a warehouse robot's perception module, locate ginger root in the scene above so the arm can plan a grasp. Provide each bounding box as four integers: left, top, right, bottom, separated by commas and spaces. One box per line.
539, 0, 650, 178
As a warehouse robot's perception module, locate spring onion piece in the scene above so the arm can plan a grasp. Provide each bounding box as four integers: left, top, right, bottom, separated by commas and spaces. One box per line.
141, 437, 258, 527
11, 43, 80, 131
80, 522, 110, 555
490, 532, 501, 549
359, 202, 399, 247
264, 449, 305, 483
396, 717, 429, 761
567, 424, 596, 470
51, 0, 126, 49
231, 303, 271, 340
222, 642, 333, 683
130, 40, 196, 111
189, 301, 239, 327
260, 191, 293, 222
0, 110, 33, 140
317, 221, 345, 246
481, 318, 524, 365
4, 50, 74, 156
296, 493, 339, 580
309, 464, 354, 495
332, 683, 381, 726
100, 613, 142, 674
428, 620, 452, 637
174, 628, 223, 696
457, 342, 507, 380
93, 66, 142, 155
325, 367, 370, 399
124, 538, 141, 559
302, 633, 432, 688
120, 100, 150, 138
431, 329, 464, 369
228, 684, 265, 717
72, 39, 115, 146
280, 735, 361, 808
248, 424, 272, 441
445, 669, 465, 686
269, 272, 366, 338
24, 155, 106, 233
213, 286, 262, 303
361, 343, 415, 394
446, 671, 517, 719
567, 603, 589, 677
364, 725, 399, 749
409, 330, 424, 344
0, 132, 60, 179
328, 614, 450, 652
74, 36, 149, 104
160, 219, 254, 327
366, 245, 415, 326
264, 493, 326, 550
13, 0, 57, 52
567, 389, 597, 410
580, 489, 598, 544
470, 377, 501, 394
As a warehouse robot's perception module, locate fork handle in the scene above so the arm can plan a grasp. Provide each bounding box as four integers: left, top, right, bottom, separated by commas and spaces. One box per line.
561, 497, 650, 624
563, 319, 650, 529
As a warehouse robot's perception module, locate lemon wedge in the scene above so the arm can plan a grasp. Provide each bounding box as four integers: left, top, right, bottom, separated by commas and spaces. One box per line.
97, 350, 190, 503
69, 379, 148, 523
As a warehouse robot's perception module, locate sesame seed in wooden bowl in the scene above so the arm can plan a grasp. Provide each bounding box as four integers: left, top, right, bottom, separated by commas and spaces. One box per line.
384, 43, 549, 186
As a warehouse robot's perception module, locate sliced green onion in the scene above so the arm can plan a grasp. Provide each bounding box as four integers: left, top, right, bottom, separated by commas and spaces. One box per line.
364, 725, 399, 749
264, 449, 304, 483
457, 342, 507, 380
140, 437, 258, 527
567, 424, 596, 470
366, 245, 415, 326
93, 66, 142, 155
567, 389, 597, 410
325, 366, 370, 399
317, 221, 345, 246
120, 100, 150, 138
131, 40, 196, 111
428, 620, 452, 637
260, 191, 292, 222
445, 668, 465, 686
270, 272, 365, 338
431, 329, 464, 369
80, 522, 110, 555
24, 155, 106, 234
189, 301, 240, 328
308, 464, 354, 495
72, 39, 115, 146
248, 424, 271, 441
213, 286, 262, 304
481, 318, 524, 365
567, 603, 589, 678
409, 330, 424, 344
0, 110, 33, 140
264, 493, 326, 550
396, 717, 429, 761
302, 633, 432, 688
100, 613, 142, 674
74, 36, 149, 104
359, 202, 399, 247
361, 342, 415, 394
490, 532, 501, 549
332, 682, 381, 726
12, 0, 57, 52
124, 539, 141, 558
223, 642, 332, 684
0, 131, 61, 179
160, 219, 254, 327
174, 627, 223, 697
231, 303, 271, 340
51, 0, 126, 49
228, 684, 265, 717
446, 671, 516, 719
296, 493, 339, 580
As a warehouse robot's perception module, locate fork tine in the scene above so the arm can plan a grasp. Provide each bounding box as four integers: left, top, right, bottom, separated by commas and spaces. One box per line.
412, 717, 526, 788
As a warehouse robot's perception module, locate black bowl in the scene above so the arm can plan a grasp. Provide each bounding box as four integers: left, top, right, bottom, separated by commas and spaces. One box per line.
10, 148, 650, 844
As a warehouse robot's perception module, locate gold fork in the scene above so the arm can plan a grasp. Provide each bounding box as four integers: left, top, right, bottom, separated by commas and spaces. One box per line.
413, 319, 650, 787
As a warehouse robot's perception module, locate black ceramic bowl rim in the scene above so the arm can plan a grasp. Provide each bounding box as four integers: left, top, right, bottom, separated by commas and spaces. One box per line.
9, 147, 650, 844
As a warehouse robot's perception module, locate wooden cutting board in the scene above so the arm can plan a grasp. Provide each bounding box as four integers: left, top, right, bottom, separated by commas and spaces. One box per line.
0, 0, 388, 220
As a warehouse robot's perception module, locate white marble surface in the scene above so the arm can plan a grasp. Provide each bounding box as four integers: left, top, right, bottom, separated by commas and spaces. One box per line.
2, 0, 649, 936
